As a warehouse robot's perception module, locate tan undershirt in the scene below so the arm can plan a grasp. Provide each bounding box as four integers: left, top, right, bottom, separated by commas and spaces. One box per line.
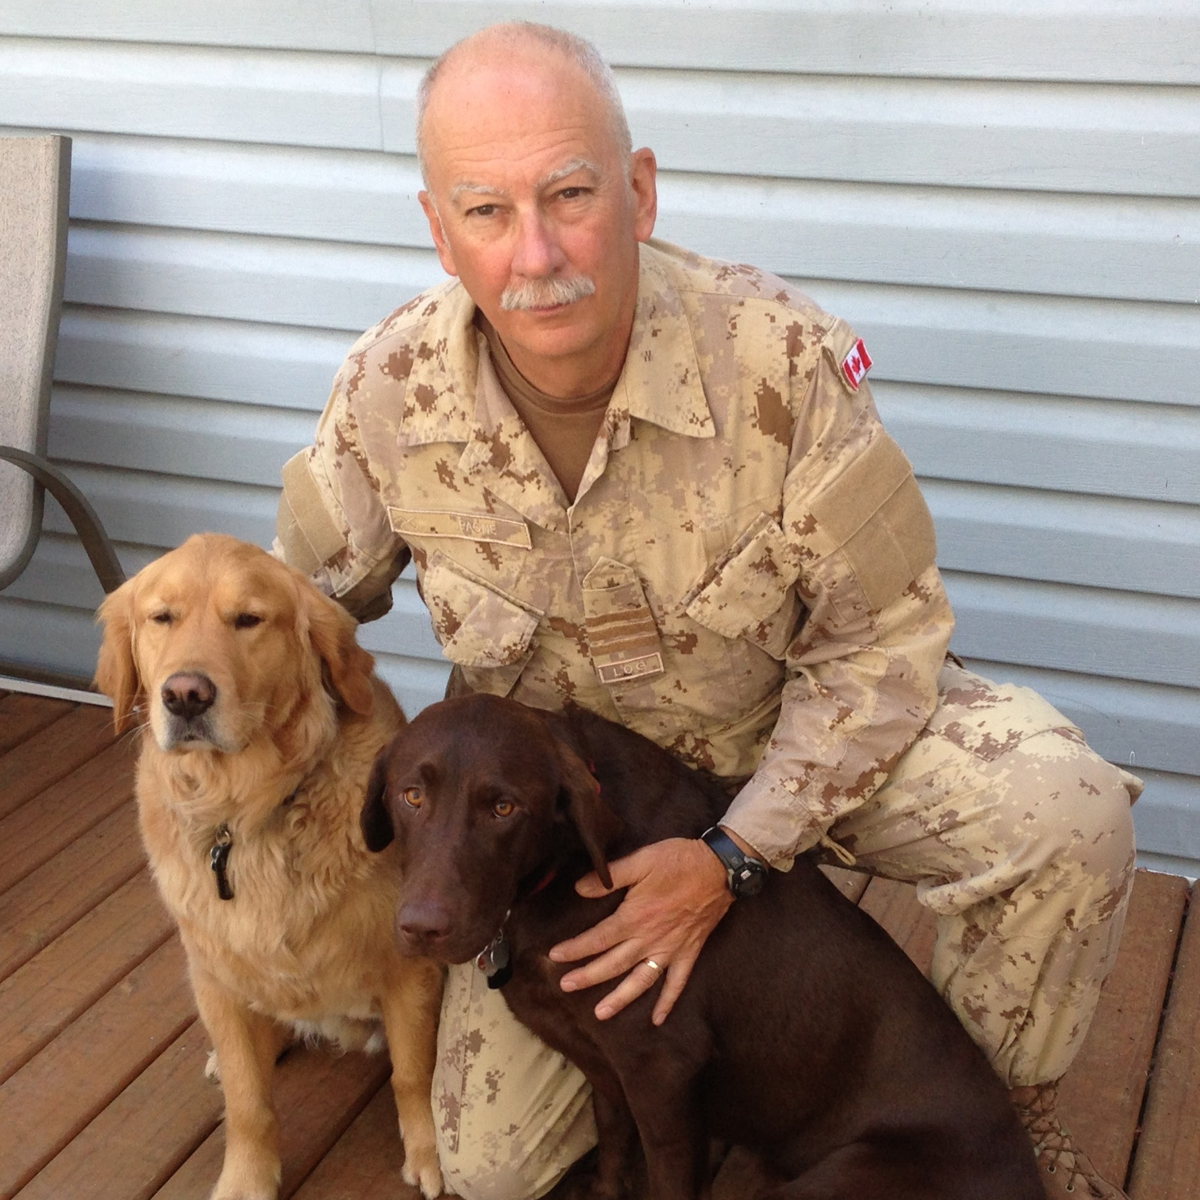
477, 313, 615, 502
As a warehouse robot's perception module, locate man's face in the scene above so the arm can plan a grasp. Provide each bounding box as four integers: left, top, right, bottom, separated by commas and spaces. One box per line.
418, 49, 657, 395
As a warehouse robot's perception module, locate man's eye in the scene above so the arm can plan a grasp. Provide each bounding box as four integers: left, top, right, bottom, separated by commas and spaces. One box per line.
557, 187, 587, 200
467, 204, 497, 218
233, 613, 263, 630
403, 786, 424, 809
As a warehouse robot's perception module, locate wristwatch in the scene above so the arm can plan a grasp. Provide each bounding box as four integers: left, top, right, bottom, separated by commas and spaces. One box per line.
701, 826, 768, 898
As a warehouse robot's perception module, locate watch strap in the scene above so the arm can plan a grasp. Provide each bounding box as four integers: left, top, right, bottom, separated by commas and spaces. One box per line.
701, 826, 767, 897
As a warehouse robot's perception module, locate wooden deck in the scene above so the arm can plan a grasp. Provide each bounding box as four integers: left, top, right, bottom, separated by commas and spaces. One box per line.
1, 690, 1198, 1199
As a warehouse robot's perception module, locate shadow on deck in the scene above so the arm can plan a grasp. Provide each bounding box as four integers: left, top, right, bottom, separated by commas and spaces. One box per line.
1, 691, 1197, 1199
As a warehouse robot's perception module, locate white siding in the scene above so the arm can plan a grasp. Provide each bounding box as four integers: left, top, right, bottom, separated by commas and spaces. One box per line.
0, 1, 1197, 868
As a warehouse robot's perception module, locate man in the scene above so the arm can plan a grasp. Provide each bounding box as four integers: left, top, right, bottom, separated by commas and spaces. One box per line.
275, 22, 1141, 1200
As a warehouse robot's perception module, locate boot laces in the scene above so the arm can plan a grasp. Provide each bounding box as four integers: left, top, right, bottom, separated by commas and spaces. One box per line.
1015, 1083, 1111, 1197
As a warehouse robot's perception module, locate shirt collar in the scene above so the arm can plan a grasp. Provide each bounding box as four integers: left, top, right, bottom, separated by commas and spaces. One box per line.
397, 241, 715, 449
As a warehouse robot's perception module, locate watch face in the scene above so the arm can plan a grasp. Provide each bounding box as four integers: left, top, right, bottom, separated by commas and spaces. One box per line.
733, 862, 767, 898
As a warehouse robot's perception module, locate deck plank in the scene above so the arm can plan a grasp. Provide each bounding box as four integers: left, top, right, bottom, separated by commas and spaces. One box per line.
0, 870, 174, 1084
0, 801, 146, 982
0, 936, 195, 1199
15, 1021, 222, 1200
0, 735, 137, 894
153, 1044, 393, 1200
0, 694, 75, 756
1057, 871, 1188, 1185
1128, 881, 1200, 1200
0, 704, 119, 821
290, 1084, 422, 1200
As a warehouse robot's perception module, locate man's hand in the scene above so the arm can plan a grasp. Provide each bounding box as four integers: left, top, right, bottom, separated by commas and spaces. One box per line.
548, 836, 732, 1026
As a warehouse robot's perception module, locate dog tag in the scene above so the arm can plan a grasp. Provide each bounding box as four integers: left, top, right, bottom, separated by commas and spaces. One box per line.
209, 824, 234, 901
477, 932, 512, 990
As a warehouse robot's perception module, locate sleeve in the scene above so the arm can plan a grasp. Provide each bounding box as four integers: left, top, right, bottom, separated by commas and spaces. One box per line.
719, 320, 953, 868
274, 359, 411, 622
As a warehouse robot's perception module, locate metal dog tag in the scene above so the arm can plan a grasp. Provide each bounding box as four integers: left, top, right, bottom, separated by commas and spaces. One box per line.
477, 932, 512, 990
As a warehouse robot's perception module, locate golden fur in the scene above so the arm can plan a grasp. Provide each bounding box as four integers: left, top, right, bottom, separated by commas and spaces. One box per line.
95, 533, 442, 1200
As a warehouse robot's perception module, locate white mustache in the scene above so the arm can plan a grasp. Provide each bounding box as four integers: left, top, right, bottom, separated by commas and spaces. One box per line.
500, 274, 596, 311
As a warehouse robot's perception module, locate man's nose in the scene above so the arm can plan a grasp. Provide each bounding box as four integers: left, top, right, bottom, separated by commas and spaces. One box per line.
511, 210, 566, 278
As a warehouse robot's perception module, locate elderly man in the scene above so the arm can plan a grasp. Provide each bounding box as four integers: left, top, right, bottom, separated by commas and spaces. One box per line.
275, 22, 1140, 1200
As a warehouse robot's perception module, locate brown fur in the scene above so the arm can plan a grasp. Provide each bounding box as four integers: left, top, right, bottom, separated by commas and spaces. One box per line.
95, 533, 443, 1200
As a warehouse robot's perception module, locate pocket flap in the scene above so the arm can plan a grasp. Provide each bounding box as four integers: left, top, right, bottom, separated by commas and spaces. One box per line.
684, 513, 801, 642
422, 554, 542, 669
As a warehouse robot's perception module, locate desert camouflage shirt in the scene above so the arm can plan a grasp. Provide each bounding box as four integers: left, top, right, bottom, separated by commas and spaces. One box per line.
276, 240, 954, 868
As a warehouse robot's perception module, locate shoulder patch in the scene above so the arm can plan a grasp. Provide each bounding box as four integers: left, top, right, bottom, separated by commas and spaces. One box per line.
840, 339, 873, 391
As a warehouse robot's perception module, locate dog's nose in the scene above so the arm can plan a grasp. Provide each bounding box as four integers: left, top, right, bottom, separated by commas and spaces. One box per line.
396, 899, 453, 946
161, 672, 217, 720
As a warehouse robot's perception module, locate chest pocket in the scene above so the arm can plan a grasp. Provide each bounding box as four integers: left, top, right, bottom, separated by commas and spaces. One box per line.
684, 512, 803, 661
421, 552, 542, 695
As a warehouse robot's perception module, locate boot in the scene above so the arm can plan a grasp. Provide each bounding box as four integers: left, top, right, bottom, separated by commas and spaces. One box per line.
1010, 1082, 1129, 1199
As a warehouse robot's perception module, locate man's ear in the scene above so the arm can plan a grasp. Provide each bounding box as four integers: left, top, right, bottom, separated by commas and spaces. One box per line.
629, 147, 658, 243
361, 745, 396, 852
419, 191, 459, 277
553, 738, 623, 890
94, 577, 142, 733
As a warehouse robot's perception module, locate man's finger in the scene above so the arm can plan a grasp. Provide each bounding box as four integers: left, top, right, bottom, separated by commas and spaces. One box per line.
558, 939, 643, 991
593, 957, 666, 1021
550, 909, 631, 965
651, 955, 695, 1025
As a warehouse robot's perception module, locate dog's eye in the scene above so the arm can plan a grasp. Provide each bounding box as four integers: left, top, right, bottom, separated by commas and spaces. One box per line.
492, 800, 516, 818
150, 611, 173, 625
233, 613, 263, 630
402, 786, 423, 809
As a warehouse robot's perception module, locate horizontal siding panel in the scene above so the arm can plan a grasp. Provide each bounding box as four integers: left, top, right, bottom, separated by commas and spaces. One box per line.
1, 1, 1198, 85
0, 37, 397, 150
798, 278, 1200, 407
877, 384, 1200, 505
379, 1, 1200, 85
5, 40, 1199, 197
658, 176, 1200, 305
47, 387, 313, 487
964, 658, 1200, 779
53, 289, 1200, 415
1130, 768, 1200, 862
55, 306, 354, 410
64, 225, 441, 332
370, 653, 451, 719
38, 465, 278, 549
927, 481, 1200, 599
57, 132, 432, 247
617, 71, 1200, 197
946, 572, 1200, 690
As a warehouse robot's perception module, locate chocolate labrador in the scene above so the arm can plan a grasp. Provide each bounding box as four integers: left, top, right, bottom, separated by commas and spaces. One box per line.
362, 694, 1041, 1200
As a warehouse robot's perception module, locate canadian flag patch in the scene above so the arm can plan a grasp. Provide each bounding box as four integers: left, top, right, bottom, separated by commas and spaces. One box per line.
840, 339, 872, 391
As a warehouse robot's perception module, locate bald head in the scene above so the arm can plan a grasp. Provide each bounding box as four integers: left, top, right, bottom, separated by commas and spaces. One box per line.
416, 23, 632, 186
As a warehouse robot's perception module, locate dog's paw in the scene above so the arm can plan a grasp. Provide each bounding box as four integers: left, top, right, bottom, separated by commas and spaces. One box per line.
209, 1149, 281, 1200
401, 1146, 444, 1199
204, 1048, 221, 1082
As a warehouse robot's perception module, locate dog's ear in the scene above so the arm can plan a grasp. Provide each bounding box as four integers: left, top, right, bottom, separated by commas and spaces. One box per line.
304, 588, 376, 716
94, 578, 142, 733
552, 737, 623, 890
361, 744, 396, 852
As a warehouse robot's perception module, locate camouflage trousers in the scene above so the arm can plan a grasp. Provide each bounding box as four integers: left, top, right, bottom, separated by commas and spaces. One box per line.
433, 664, 1141, 1200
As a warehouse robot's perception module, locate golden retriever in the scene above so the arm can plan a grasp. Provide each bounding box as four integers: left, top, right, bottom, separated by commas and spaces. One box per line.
95, 533, 443, 1200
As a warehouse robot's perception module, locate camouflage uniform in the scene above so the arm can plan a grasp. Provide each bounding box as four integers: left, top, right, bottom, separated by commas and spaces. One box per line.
277, 240, 1140, 1200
